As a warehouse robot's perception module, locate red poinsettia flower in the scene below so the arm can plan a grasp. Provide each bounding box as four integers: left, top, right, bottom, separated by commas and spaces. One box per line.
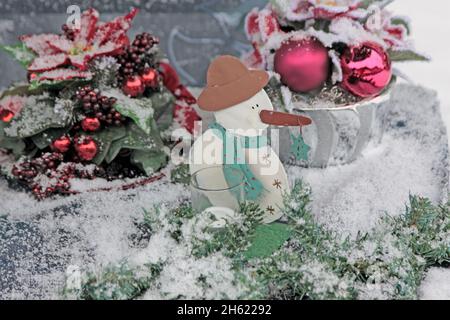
275, 0, 367, 22
20, 8, 138, 81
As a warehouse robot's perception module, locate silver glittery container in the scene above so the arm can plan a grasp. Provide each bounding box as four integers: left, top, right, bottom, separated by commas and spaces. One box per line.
275, 88, 392, 168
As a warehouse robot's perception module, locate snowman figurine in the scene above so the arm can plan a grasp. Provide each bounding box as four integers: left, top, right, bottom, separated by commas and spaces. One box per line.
190, 56, 311, 223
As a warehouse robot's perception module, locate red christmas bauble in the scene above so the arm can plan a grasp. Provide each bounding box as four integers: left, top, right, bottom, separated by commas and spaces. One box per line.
81, 117, 101, 132
52, 136, 71, 153
0, 109, 14, 122
75, 137, 98, 161
340, 42, 392, 98
140, 68, 159, 88
274, 38, 330, 93
122, 76, 145, 97
27, 72, 38, 81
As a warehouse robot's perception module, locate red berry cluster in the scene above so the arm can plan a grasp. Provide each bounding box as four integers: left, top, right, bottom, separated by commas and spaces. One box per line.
75, 85, 126, 129
12, 152, 66, 199
117, 32, 159, 82
61, 24, 75, 41
11, 152, 106, 200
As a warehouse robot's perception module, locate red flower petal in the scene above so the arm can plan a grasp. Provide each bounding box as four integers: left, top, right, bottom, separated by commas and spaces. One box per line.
20, 34, 61, 55
173, 103, 201, 134
36, 69, 92, 82
259, 9, 281, 42
46, 37, 73, 53
74, 8, 100, 47
28, 53, 68, 72
245, 8, 261, 42
159, 62, 181, 93
94, 8, 138, 46
242, 47, 264, 69
175, 85, 196, 105
91, 41, 126, 58
68, 54, 88, 70
386, 25, 406, 40
313, 8, 340, 20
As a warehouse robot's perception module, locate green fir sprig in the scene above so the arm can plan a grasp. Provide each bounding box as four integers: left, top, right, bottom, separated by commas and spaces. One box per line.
65, 181, 450, 300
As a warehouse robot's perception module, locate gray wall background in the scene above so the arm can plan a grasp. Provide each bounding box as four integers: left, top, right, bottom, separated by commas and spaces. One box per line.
0, 0, 266, 88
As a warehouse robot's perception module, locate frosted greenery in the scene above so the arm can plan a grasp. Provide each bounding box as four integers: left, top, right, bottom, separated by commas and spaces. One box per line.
65, 180, 449, 300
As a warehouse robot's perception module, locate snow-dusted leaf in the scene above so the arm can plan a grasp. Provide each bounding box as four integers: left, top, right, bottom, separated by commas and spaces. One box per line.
90, 125, 127, 165
0, 85, 32, 100
131, 149, 167, 176
104, 89, 169, 135
0, 122, 26, 156
29, 79, 82, 91
391, 17, 411, 34
151, 89, 176, 121
4, 96, 73, 138
26, 71, 92, 92
106, 121, 165, 165
151, 89, 176, 131
1, 42, 36, 68
114, 99, 154, 135
388, 49, 430, 62
0, 136, 26, 157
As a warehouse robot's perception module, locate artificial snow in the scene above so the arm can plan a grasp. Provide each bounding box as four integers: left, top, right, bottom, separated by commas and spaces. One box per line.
0, 84, 448, 299
419, 268, 450, 300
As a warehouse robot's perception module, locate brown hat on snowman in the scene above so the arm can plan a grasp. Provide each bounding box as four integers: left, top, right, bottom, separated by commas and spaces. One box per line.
198, 55, 312, 127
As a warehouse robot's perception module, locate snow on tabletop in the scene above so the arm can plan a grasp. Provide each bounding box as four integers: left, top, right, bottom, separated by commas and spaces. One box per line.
0, 176, 188, 299
419, 268, 450, 300
0, 84, 448, 299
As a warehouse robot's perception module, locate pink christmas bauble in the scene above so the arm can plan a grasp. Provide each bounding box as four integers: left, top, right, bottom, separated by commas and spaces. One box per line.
274, 38, 330, 93
340, 42, 392, 98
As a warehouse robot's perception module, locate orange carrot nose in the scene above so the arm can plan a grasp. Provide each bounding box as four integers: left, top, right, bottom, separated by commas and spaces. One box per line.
259, 110, 312, 127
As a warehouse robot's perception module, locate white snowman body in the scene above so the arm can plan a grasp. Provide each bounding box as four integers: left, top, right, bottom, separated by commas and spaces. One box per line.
189, 90, 289, 223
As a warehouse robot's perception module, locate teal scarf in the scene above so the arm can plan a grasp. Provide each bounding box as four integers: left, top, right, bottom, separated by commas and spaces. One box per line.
209, 122, 266, 200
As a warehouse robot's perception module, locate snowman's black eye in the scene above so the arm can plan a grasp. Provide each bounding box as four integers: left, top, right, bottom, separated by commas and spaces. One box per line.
256, 104, 260, 108
252, 106, 255, 110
